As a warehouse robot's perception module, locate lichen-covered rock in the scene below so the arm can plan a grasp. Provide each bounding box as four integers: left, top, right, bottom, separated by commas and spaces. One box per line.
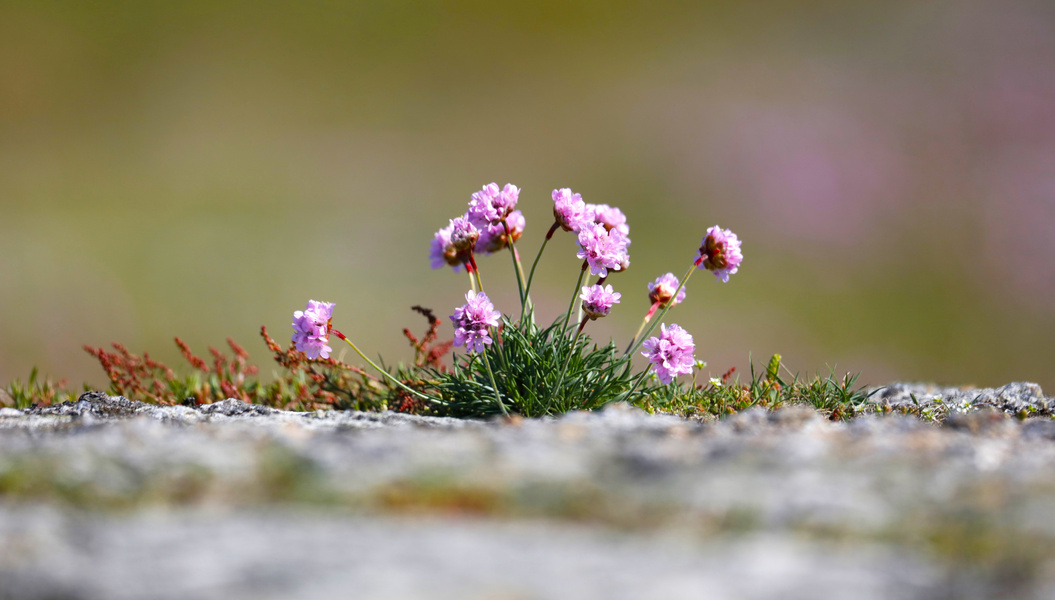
2, 387, 1055, 598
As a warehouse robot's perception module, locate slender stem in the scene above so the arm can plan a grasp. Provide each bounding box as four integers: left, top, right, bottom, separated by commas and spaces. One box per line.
619, 366, 653, 404
332, 330, 437, 402
521, 222, 559, 322
468, 265, 477, 293
549, 318, 587, 409
504, 222, 526, 311
470, 253, 484, 293
479, 347, 510, 417
623, 264, 697, 359
562, 262, 588, 333
625, 301, 661, 354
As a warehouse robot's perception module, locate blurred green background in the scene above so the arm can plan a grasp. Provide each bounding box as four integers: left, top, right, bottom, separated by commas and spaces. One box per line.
1, 0, 1053, 391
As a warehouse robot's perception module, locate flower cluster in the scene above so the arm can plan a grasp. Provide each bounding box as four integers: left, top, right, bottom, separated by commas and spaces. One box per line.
580, 284, 621, 320
431, 182, 523, 272
696, 225, 743, 283
648, 273, 686, 307
450, 290, 501, 352
641, 323, 696, 384
468, 183, 520, 229
552, 188, 590, 232
478, 210, 525, 254
292, 300, 334, 359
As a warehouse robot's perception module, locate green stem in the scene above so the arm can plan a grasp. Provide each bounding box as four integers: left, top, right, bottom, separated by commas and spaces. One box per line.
504, 223, 527, 312
479, 346, 510, 417
332, 330, 438, 402
623, 264, 696, 359
625, 301, 662, 355
470, 253, 485, 293
562, 263, 589, 333
549, 318, 587, 409
619, 366, 653, 404
521, 222, 559, 322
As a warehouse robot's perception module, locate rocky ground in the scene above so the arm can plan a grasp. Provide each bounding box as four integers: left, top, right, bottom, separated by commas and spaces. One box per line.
1, 383, 1054, 599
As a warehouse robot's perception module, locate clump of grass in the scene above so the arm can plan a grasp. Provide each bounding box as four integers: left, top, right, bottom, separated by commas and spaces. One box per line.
428, 317, 636, 418
0, 367, 80, 409
635, 354, 880, 421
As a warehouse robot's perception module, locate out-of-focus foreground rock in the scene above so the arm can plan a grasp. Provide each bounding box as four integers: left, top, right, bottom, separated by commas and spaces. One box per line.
2, 388, 1055, 599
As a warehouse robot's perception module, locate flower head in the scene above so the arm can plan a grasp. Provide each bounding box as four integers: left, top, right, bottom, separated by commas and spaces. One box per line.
477, 209, 525, 254
641, 323, 696, 384
552, 188, 590, 232
468, 182, 519, 229
292, 300, 335, 360
586, 203, 629, 236
579, 284, 621, 320
648, 273, 686, 307
429, 222, 463, 271
576, 223, 630, 277
449, 216, 480, 253
696, 225, 743, 282
450, 290, 501, 353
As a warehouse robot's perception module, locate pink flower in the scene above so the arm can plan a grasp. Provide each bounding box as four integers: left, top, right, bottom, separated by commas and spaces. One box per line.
696, 225, 743, 283
449, 216, 480, 253
292, 300, 335, 360
586, 203, 629, 236
641, 323, 696, 384
430, 222, 464, 271
450, 290, 501, 353
648, 273, 686, 307
468, 183, 519, 228
576, 223, 630, 277
579, 284, 621, 320
552, 188, 590, 232
477, 210, 525, 254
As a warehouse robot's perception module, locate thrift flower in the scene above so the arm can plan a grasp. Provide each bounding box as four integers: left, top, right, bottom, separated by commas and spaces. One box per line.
696, 225, 743, 282
576, 223, 629, 277
292, 300, 335, 360
449, 216, 480, 253
429, 221, 463, 271
641, 323, 696, 384
450, 290, 501, 353
587, 203, 630, 236
477, 209, 525, 254
552, 188, 590, 232
468, 183, 519, 228
648, 273, 686, 307
579, 284, 621, 320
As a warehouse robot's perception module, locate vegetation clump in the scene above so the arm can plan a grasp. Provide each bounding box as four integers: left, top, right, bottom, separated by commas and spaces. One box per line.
2, 183, 880, 420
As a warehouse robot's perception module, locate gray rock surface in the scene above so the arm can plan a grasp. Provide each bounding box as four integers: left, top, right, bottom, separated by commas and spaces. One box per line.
1, 388, 1054, 599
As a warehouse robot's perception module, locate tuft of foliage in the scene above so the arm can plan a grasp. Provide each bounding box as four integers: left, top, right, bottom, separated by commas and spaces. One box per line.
0, 367, 79, 409
634, 355, 880, 422
76, 309, 453, 412
428, 317, 637, 418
